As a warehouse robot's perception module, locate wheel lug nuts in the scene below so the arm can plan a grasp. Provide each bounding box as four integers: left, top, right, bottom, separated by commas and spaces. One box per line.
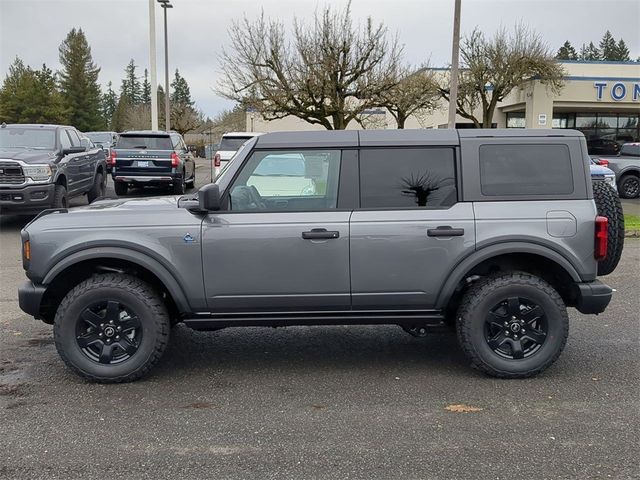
100, 323, 104, 328
504, 322, 508, 326
511, 316, 516, 320
505, 330, 509, 335
98, 333, 103, 337
109, 320, 114, 325
117, 326, 122, 331
115, 335, 120, 339
514, 335, 518, 339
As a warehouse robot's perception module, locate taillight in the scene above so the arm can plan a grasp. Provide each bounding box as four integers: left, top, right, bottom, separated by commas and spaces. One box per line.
214, 153, 221, 168
171, 152, 179, 168
109, 151, 116, 166
595, 216, 608, 260
598, 159, 609, 167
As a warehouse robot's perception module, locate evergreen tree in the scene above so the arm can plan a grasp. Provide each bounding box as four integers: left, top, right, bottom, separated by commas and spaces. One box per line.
120, 59, 141, 105
141, 68, 151, 104
579, 42, 601, 61
0, 58, 68, 124
556, 40, 578, 60
101, 81, 118, 128
599, 30, 617, 60
58, 28, 104, 130
170, 69, 193, 106
110, 95, 130, 131
613, 39, 631, 61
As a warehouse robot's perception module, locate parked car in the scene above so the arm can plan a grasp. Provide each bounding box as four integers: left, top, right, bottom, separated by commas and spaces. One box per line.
0, 123, 107, 214
586, 138, 620, 156
590, 159, 617, 192
592, 142, 640, 198
110, 130, 196, 196
85, 131, 118, 173
213, 132, 262, 175
19, 129, 624, 383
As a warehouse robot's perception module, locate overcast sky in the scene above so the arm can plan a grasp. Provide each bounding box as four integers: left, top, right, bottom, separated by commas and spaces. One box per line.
1, 0, 639, 118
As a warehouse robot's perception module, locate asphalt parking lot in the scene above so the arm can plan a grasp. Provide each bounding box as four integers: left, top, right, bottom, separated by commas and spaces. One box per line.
0, 168, 638, 479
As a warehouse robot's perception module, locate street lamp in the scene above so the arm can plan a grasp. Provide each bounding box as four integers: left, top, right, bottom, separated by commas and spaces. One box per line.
157, 0, 173, 132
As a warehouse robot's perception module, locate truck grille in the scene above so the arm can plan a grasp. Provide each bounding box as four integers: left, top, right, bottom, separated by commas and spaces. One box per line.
0, 161, 25, 185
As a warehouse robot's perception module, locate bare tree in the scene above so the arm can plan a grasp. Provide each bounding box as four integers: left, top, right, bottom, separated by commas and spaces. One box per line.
171, 103, 203, 136
376, 65, 439, 129
439, 24, 565, 128
218, 3, 401, 130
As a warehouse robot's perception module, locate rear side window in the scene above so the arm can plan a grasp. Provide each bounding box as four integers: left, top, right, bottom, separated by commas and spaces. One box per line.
359, 148, 457, 208
117, 135, 173, 150
479, 144, 573, 196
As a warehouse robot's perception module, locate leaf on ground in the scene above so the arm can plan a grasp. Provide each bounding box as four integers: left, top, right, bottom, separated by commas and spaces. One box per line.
445, 403, 483, 413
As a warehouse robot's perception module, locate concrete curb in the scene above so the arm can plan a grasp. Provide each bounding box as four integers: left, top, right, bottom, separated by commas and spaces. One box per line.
625, 230, 640, 237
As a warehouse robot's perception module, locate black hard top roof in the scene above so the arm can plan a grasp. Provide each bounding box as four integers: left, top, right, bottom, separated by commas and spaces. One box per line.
3, 123, 70, 130
255, 128, 584, 148
122, 130, 174, 136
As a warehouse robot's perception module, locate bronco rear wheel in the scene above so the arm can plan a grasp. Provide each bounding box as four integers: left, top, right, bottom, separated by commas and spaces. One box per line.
593, 181, 624, 276
53, 274, 170, 383
456, 272, 568, 379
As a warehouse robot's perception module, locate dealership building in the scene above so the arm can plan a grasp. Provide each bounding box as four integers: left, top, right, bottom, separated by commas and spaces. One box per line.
245, 60, 640, 153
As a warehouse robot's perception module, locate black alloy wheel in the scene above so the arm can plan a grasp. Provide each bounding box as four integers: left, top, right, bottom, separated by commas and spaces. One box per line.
75, 300, 142, 364
620, 175, 639, 199
484, 296, 547, 360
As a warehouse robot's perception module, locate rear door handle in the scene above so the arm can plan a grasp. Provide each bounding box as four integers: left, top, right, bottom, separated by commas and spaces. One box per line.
302, 228, 340, 240
427, 226, 465, 237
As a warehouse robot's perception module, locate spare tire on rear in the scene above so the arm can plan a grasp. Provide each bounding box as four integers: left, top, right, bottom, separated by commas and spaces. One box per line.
593, 181, 624, 276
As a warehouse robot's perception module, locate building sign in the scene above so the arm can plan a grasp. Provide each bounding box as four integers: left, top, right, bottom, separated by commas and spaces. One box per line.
594, 81, 640, 102
538, 113, 547, 126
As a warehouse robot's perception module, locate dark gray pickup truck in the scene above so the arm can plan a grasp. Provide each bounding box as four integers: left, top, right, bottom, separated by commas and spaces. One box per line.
0, 124, 107, 214
593, 142, 640, 198
18, 129, 623, 383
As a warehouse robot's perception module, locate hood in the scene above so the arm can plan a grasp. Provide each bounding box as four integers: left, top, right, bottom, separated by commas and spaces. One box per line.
0, 148, 56, 164
73, 195, 180, 211
589, 163, 615, 176
217, 150, 237, 160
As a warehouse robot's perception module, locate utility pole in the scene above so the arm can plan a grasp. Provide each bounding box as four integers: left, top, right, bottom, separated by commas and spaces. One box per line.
148, 0, 158, 131
447, 0, 462, 129
158, 0, 173, 132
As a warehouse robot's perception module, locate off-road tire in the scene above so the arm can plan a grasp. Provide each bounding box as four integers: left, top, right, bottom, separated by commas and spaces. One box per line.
456, 272, 569, 379
87, 172, 106, 203
53, 184, 68, 208
114, 181, 128, 196
618, 173, 639, 199
173, 173, 186, 195
53, 274, 170, 383
593, 181, 624, 276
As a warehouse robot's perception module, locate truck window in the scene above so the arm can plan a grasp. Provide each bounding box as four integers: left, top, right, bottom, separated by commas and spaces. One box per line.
479, 144, 574, 196
117, 135, 173, 150
359, 148, 457, 209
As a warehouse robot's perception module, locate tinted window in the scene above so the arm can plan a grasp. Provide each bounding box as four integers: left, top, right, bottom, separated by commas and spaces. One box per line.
67, 129, 82, 146
220, 137, 252, 151
117, 135, 173, 150
360, 148, 457, 208
59, 130, 72, 150
86, 132, 113, 143
0, 128, 56, 150
229, 150, 341, 211
479, 144, 574, 196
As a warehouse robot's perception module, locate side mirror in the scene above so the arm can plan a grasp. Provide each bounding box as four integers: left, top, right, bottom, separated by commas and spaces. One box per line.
198, 183, 221, 211
62, 146, 86, 155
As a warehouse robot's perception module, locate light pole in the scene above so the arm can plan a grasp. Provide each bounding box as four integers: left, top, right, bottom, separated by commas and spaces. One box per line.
447, 0, 462, 129
157, 0, 173, 132
148, 0, 158, 131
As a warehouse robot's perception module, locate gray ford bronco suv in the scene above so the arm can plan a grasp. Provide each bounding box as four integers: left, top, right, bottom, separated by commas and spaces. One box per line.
18, 129, 623, 383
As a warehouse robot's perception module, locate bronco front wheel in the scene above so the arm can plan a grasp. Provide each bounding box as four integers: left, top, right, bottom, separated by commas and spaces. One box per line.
53, 274, 170, 383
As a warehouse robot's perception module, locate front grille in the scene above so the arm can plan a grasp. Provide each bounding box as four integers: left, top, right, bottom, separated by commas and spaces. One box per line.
0, 161, 25, 185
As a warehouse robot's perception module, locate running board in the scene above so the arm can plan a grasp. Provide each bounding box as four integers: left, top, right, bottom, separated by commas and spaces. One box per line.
182, 310, 445, 330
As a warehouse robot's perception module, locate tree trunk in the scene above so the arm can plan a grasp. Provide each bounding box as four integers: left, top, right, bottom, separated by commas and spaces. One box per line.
396, 112, 406, 129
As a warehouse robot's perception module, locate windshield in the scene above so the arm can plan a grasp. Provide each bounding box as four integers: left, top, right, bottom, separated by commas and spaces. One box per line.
219, 136, 252, 151
215, 140, 253, 184
0, 128, 56, 150
87, 132, 113, 143
116, 135, 173, 150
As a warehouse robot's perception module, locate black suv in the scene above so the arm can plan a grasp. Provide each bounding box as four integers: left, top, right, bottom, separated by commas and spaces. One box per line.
0, 124, 107, 214
110, 131, 196, 195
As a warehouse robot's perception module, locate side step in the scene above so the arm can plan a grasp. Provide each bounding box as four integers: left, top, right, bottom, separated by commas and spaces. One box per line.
182, 310, 445, 330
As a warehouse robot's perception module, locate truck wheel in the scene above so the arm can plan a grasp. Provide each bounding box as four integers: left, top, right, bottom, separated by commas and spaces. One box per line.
53, 184, 68, 208
173, 174, 186, 195
53, 274, 170, 383
593, 181, 624, 276
618, 173, 639, 199
114, 181, 128, 196
87, 172, 106, 203
456, 272, 568, 379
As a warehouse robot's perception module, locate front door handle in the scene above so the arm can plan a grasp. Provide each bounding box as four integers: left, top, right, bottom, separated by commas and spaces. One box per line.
302, 228, 340, 240
427, 226, 465, 237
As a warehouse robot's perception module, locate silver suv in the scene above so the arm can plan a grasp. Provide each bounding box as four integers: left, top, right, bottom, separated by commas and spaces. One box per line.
18, 129, 623, 382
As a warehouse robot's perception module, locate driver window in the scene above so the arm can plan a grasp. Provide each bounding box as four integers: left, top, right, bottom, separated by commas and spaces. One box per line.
229, 149, 341, 211
59, 130, 72, 150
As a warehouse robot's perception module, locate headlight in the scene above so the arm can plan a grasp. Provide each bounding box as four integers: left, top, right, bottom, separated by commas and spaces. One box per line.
605, 175, 617, 190
22, 164, 53, 182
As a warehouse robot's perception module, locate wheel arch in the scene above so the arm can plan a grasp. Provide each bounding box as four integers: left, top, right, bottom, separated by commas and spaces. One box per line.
436, 243, 582, 312
39, 247, 191, 324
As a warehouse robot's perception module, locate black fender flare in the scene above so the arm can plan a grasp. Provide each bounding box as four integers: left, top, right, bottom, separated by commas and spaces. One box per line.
42, 246, 192, 313
435, 242, 582, 309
